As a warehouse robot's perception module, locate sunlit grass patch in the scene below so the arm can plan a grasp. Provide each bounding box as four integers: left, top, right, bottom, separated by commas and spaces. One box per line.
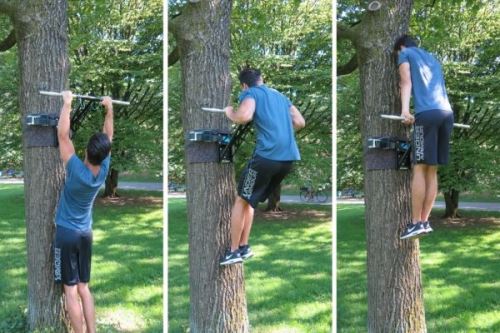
168, 198, 332, 332
337, 204, 500, 332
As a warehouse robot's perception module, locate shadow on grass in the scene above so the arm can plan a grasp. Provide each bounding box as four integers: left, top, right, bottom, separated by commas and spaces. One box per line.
0, 185, 163, 333
337, 204, 500, 333
168, 199, 332, 333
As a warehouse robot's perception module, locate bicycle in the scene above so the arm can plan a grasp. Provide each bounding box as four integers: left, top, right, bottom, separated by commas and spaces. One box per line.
299, 184, 329, 203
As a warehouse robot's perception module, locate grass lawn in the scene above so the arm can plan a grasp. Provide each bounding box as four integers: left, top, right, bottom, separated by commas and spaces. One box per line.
168, 199, 332, 333
338, 204, 500, 333
0, 185, 163, 333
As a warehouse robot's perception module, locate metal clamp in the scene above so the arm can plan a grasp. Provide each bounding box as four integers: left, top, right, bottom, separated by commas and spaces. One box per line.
186, 129, 233, 163
366, 136, 411, 170
25, 113, 59, 127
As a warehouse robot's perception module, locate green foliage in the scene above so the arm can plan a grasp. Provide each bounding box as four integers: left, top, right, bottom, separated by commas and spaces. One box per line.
169, 198, 332, 332
337, 72, 363, 190
68, 0, 163, 176
338, 204, 500, 332
0, 18, 22, 170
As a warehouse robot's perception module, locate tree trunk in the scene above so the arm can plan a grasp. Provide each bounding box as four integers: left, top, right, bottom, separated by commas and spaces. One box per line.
104, 168, 119, 197
356, 1, 427, 331
266, 185, 282, 212
13, 0, 70, 330
173, 1, 249, 332
443, 189, 460, 218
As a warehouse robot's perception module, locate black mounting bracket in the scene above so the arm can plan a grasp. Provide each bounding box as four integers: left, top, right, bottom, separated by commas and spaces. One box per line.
366, 136, 411, 170
24, 113, 60, 148
185, 129, 233, 163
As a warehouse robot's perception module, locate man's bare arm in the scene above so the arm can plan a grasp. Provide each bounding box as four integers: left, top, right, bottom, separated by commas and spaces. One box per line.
101, 97, 114, 142
290, 105, 305, 130
57, 91, 75, 164
399, 63, 414, 125
224, 98, 256, 124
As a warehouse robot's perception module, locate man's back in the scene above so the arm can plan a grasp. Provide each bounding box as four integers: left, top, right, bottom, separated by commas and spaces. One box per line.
55, 154, 110, 231
398, 47, 452, 113
239, 84, 300, 161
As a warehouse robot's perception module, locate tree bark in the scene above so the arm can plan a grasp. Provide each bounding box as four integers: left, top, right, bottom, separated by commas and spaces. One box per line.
173, 1, 249, 332
13, 0, 70, 330
443, 189, 460, 218
265, 185, 282, 212
355, 1, 427, 332
104, 168, 119, 197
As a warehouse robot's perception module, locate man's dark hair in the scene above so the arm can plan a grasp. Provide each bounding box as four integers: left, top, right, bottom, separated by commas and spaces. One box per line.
86, 132, 111, 166
394, 35, 418, 52
238, 68, 261, 87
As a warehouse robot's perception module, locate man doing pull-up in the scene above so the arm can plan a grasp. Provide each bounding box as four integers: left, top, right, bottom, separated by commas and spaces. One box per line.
395, 35, 454, 240
54, 91, 113, 332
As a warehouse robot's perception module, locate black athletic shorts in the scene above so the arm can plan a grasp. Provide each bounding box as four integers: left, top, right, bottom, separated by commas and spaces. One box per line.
54, 225, 92, 285
413, 109, 454, 165
237, 154, 294, 208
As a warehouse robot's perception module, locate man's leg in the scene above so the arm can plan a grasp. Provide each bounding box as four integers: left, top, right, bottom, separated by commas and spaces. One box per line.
238, 201, 255, 247
411, 164, 428, 223
230, 196, 249, 252
64, 284, 84, 333
421, 165, 438, 221
77, 283, 96, 333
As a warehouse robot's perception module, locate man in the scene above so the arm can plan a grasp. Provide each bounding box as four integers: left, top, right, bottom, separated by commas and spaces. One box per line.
54, 91, 113, 332
219, 68, 305, 266
395, 35, 454, 240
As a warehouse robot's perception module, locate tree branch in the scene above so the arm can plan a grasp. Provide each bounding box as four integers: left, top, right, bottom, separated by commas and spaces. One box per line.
337, 22, 360, 45
0, 29, 16, 51
168, 46, 180, 67
337, 53, 358, 76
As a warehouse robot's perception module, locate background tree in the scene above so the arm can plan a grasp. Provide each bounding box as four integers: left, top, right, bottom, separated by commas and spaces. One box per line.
337, 1, 427, 331
169, 1, 249, 331
0, 1, 70, 330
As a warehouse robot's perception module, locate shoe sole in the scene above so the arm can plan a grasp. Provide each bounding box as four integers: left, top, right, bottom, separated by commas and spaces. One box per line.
220, 258, 243, 266
400, 229, 427, 240
241, 253, 254, 260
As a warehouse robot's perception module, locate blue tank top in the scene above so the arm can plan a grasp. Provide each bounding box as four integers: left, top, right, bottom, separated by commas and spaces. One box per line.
55, 154, 110, 231
398, 47, 452, 113
239, 85, 301, 161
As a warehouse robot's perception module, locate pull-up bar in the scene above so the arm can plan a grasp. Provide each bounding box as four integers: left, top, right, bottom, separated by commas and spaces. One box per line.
201, 107, 225, 113
381, 114, 470, 129
39, 90, 130, 106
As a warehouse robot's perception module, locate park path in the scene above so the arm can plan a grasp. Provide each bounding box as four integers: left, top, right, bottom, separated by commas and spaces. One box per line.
2, 179, 498, 211
0, 179, 162, 191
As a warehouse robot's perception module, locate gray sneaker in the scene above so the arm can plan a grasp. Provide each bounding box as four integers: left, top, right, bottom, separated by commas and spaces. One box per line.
220, 249, 243, 266
400, 222, 426, 240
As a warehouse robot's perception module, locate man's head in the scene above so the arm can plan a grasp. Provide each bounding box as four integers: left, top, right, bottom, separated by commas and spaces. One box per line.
394, 35, 418, 53
238, 68, 262, 90
86, 132, 111, 166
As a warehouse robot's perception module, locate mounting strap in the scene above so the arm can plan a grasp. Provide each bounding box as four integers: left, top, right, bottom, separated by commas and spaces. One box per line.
24, 113, 60, 148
